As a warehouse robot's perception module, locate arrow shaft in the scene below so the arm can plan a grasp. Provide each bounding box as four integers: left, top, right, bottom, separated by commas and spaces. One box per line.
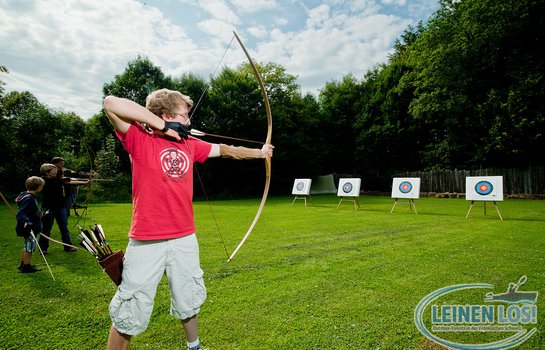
197, 131, 264, 145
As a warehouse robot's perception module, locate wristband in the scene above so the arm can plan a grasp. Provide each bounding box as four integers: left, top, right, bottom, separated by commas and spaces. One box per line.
160, 122, 168, 133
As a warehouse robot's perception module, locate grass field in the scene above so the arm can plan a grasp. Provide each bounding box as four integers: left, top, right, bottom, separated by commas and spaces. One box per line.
1, 195, 544, 349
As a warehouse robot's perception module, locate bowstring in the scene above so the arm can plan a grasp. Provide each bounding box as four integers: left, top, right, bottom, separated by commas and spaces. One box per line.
181, 137, 230, 259
193, 162, 230, 258
189, 35, 236, 121
185, 34, 238, 259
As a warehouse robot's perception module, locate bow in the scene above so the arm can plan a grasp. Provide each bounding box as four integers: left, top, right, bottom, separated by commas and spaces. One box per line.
226, 31, 273, 262
0, 191, 17, 215
74, 140, 96, 225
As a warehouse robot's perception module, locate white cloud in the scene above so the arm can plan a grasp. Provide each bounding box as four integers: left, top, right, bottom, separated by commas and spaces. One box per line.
230, 0, 276, 13
306, 4, 332, 29
247, 25, 269, 39
255, 2, 412, 95
0, 0, 439, 118
198, 0, 240, 24
273, 16, 290, 26
381, 0, 407, 6
1, 0, 203, 118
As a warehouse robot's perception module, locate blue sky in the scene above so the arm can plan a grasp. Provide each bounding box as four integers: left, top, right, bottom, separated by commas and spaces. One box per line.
1, 0, 440, 119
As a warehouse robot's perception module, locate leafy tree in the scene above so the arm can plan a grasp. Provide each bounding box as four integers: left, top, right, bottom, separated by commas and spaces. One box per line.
318, 75, 362, 175
1, 92, 62, 188
95, 134, 120, 179
408, 0, 545, 168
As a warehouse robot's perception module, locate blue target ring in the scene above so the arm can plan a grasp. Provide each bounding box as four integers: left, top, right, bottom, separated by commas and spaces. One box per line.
342, 182, 353, 194
399, 181, 412, 194
475, 181, 493, 196
296, 182, 304, 191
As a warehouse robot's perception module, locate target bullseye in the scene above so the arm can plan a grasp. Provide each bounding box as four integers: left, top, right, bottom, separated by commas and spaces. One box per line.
343, 182, 353, 193
399, 181, 412, 194
475, 181, 493, 196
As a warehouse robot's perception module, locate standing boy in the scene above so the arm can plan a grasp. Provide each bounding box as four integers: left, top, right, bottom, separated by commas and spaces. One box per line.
15, 176, 45, 273
103, 88, 273, 350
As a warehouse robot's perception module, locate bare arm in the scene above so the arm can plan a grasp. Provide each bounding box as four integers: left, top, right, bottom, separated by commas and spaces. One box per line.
208, 143, 274, 159
103, 96, 181, 140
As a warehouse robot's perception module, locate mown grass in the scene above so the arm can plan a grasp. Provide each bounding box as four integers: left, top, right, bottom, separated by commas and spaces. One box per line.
1, 195, 544, 349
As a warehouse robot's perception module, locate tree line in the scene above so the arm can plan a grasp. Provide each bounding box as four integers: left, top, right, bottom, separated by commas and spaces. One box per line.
1, 0, 544, 200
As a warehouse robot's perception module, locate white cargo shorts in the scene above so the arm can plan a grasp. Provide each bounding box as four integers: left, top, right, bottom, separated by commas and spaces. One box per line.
109, 234, 206, 335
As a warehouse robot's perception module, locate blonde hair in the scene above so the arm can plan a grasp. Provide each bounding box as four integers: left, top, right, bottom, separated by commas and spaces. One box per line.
26, 176, 45, 191
145, 88, 193, 117
40, 163, 56, 175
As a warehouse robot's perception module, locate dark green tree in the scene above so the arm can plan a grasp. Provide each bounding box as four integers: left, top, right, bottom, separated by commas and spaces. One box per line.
318, 74, 362, 175
408, 0, 545, 168
1, 91, 63, 191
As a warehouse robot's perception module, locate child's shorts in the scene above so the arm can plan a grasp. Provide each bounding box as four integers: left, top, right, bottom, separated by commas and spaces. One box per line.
109, 234, 206, 336
22, 235, 37, 253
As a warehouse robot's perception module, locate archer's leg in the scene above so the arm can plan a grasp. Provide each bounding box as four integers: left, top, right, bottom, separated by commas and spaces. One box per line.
39, 212, 54, 252
182, 315, 199, 343
22, 249, 31, 265
167, 234, 206, 349
56, 208, 76, 251
107, 325, 131, 350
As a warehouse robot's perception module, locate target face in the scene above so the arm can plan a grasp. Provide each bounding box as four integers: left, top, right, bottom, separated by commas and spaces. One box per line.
292, 179, 312, 195
337, 178, 361, 197
465, 176, 503, 201
399, 181, 413, 193
475, 181, 493, 196
391, 178, 421, 199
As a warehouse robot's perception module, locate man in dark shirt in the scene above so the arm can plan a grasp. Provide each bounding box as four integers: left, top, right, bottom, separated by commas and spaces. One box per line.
38, 163, 79, 253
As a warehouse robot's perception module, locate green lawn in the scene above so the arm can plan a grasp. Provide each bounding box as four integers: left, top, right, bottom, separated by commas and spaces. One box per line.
1, 195, 544, 349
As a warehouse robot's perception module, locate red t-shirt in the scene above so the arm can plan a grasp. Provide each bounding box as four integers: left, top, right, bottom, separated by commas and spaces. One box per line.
116, 122, 212, 240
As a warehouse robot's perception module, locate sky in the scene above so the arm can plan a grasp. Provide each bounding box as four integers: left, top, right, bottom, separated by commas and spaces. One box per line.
1, 0, 440, 120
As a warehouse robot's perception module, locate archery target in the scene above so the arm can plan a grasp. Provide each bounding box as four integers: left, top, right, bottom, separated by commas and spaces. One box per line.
391, 177, 421, 199
292, 179, 312, 195
337, 178, 361, 197
475, 181, 493, 195
465, 176, 503, 201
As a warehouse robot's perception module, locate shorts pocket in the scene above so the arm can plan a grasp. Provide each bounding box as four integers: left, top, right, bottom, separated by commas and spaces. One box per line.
109, 288, 138, 333
192, 269, 207, 308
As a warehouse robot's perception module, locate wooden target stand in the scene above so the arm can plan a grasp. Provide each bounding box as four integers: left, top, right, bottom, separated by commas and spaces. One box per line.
291, 195, 312, 207
336, 196, 360, 210
466, 201, 503, 221
390, 198, 417, 214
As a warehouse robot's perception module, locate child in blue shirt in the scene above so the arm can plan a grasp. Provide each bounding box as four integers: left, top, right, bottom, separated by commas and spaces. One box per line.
15, 176, 45, 273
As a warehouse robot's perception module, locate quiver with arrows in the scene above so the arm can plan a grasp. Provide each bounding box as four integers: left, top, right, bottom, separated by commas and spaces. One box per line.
98, 250, 124, 286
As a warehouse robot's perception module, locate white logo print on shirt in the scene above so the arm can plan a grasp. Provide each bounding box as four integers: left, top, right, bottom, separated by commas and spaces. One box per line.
160, 148, 190, 178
